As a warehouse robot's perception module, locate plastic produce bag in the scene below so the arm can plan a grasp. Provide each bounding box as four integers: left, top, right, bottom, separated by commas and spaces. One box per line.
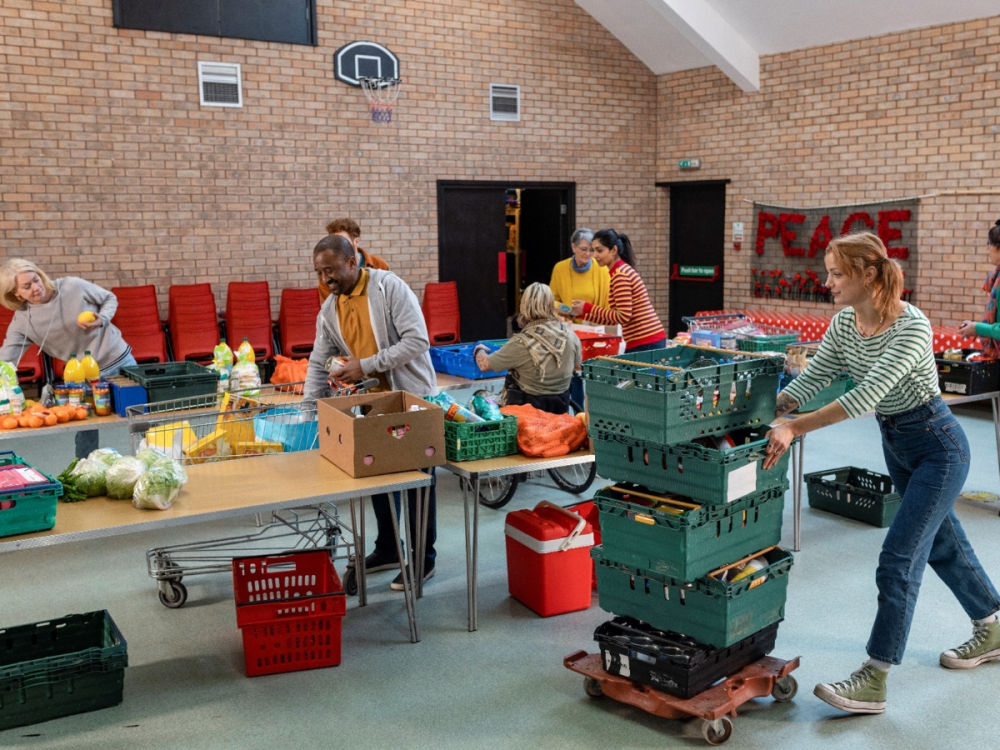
105, 456, 145, 500
68, 457, 108, 497
87, 447, 121, 468
151, 455, 188, 486
134, 447, 166, 469
132, 466, 183, 511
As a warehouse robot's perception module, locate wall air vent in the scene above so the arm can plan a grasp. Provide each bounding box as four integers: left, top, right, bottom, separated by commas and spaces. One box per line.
490, 83, 520, 122
198, 62, 242, 107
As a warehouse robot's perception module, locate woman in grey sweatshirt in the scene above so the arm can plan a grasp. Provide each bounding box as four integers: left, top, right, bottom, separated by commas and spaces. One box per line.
0, 259, 135, 375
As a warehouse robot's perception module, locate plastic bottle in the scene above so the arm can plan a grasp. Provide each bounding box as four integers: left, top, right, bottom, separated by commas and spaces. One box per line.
213, 338, 234, 371
64, 353, 84, 384
237, 337, 255, 365
81, 350, 100, 381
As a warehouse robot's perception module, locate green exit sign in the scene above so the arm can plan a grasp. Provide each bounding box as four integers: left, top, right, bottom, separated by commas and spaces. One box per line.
678, 159, 701, 169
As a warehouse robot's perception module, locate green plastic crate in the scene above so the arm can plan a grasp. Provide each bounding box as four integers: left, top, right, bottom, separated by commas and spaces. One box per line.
592, 546, 793, 648
591, 427, 790, 505
785, 371, 855, 413
582, 344, 782, 445
121, 361, 219, 404
444, 415, 518, 462
594, 484, 786, 581
804, 466, 901, 528
0, 451, 62, 539
0, 611, 127, 730
736, 333, 800, 353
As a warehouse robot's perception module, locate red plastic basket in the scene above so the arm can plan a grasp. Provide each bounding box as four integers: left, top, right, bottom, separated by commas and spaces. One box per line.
232, 550, 345, 677
574, 331, 622, 362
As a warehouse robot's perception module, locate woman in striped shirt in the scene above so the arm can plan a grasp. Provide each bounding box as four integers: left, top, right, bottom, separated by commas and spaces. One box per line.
765, 232, 1000, 715
569, 228, 666, 352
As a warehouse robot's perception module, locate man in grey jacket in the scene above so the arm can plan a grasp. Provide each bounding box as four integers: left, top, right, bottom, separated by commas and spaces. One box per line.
303, 234, 438, 590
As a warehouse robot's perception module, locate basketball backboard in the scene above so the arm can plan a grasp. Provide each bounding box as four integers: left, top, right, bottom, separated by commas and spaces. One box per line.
334, 41, 399, 87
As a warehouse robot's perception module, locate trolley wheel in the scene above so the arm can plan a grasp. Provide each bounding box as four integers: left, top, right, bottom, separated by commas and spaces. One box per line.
771, 675, 798, 702
343, 565, 358, 597
469, 474, 521, 510
582, 677, 604, 699
158, 559, 183, 583
700, 716, 734, 746
158, 580, 188, 609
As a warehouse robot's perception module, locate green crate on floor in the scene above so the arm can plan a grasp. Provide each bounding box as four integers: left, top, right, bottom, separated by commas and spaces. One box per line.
592, 546, 793, 649
582, 344, 782, 445
121, 361, 219, 404
0, 451, 62, 539
804, 466, 901, 528
444, 415, 518, 462
0, 610, 127, 730
591, 427, 789, 505
594, 484, 786, 581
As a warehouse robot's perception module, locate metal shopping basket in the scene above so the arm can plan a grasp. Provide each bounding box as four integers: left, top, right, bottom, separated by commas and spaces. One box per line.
683, 314, 800, 353
131, 380, 375, 608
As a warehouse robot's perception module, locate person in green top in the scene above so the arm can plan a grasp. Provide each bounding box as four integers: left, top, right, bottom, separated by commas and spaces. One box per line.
766, 232, 1000, 716
957, 219, 1000, 355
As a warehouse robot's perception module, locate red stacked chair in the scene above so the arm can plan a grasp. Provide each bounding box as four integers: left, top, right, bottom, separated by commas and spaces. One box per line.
0, 305, 44, 385
225, 281, 275, 363
110, 285, 168, 364
421, 281, 460, 345
168, 283, 219, 364
278, 288, 320, 358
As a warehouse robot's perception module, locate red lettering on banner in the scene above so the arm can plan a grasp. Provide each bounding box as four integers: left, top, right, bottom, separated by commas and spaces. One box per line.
841, 212, 875, 235
779, 213, 806, 256
755, 212, 778, 255
878, 209, 911, 259
808, 215, 833, 257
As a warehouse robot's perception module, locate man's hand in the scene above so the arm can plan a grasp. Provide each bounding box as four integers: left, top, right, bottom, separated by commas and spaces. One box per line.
331, 356, 366, 382
474, 344, 491, 372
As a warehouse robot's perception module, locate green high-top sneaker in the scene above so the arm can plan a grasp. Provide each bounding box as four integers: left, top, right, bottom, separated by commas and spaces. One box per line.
940, 619, 1000, 669
814, 663, 888, 714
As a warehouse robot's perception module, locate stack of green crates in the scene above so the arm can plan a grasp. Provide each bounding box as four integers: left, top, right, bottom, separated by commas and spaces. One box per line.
584, 343, 794, 650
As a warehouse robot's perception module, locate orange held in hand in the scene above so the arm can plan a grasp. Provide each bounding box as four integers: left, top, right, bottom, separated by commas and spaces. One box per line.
77, 311, 97, 325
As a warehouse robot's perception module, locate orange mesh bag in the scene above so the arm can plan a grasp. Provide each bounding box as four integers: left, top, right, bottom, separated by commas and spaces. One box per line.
270, 354, 309, 393
500, 404, 588, 458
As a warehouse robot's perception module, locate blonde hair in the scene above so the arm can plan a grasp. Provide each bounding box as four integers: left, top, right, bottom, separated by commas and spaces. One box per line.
519, 282, 557, 323
1, 258, 56, 311
825, 232, 904, 321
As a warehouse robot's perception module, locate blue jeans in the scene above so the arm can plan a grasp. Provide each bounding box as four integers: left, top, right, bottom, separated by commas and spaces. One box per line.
625, 338, 667, 354
867, 396, 1000, 664
371, 468, 436, 567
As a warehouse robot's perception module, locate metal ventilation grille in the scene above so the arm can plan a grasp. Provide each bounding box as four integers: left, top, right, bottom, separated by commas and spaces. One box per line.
198, 62, 243, 108
490, 84, 520, 122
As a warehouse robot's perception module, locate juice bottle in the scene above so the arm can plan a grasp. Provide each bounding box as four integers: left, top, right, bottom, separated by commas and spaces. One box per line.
213, 338, 234, 371
63, 353, 84, 384
237, 337, 255, 365
81, 350, 100, 381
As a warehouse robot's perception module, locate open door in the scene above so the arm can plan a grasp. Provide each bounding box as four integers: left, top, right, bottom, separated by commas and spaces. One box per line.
437, 183, 508, 342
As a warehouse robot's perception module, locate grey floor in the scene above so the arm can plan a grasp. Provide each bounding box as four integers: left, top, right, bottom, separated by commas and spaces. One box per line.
3, 405, 1000, 749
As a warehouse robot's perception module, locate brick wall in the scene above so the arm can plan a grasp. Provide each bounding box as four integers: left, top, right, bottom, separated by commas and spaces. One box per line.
0, 0, 657, 316
655, 16, 1000, 329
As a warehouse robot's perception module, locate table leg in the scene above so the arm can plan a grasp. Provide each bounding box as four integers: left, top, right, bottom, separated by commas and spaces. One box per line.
472, 474, 481, 632
350, 496, 367, 607
416, 481, 430, 600
388, 494, 419, 643
462, 473, 475, 632
792, 435, 804, 552
993, 395, 1000, 517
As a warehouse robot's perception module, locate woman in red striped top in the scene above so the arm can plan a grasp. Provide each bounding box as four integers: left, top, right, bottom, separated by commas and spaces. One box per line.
570, 228, 666, 351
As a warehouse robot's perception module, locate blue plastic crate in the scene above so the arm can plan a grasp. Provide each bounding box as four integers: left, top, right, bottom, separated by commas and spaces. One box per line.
435, 339, 508, 380
108, 377, 148, 418
253, 407, 319, 452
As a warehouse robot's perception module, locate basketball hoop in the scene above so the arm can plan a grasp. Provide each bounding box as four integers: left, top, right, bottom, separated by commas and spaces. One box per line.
359, 76, 402, 124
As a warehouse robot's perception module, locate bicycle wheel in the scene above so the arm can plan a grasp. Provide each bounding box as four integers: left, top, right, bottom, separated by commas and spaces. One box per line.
467, 474, 522, 509
547, 398, 596, 494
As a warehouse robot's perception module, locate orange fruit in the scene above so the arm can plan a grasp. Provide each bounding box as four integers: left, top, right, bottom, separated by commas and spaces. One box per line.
30, 403, 47, 414
27, 415, 44, 428
18, 414, 31, 428
43, 413, 58, 426
54, 407, 70, 422
1, 416, 17, 430
75, 408, 88, 420
77, 311, 97, 324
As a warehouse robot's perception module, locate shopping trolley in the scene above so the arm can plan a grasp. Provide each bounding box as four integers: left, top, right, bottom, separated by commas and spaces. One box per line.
683, 313, 800, 353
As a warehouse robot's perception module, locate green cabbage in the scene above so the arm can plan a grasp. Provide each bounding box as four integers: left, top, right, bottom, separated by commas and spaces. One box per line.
105, 456, 145, 500
134, 447, 166, 469
87, 447, 121, 468
68, 458, 108, 498
151, 456, 188, 486
132, 467, 182, 510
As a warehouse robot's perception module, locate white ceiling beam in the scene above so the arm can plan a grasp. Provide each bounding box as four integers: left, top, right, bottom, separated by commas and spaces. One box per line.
646, 0, 760, 91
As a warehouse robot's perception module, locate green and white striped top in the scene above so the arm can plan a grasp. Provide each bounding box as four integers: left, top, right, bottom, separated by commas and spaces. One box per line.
782, 304, 940, 418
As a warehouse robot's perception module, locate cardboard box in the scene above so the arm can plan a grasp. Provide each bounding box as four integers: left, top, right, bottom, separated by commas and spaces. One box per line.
317, 391, 445, 477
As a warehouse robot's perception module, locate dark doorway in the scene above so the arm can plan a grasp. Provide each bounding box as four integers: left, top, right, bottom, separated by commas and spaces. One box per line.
437, 181, 574, 342
665, 181, 728, 336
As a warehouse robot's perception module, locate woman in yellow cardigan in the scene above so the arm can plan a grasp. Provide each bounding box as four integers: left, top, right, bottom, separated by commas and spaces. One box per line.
549, 228, 610, 322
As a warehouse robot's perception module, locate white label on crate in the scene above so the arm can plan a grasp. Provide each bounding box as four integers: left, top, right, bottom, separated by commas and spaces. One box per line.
944, 381, 967, 395
619, 654, 631, 678
728, 462, 759, 503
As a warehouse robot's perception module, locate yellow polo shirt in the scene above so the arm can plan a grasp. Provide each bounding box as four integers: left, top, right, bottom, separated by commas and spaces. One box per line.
335, 268, 390, 392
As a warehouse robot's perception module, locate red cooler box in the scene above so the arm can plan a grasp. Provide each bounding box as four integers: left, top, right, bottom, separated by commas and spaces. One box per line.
505, 501, 595, 616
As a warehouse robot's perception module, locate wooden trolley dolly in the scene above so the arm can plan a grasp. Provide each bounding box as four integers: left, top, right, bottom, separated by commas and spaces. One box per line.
564, 651, 800, 746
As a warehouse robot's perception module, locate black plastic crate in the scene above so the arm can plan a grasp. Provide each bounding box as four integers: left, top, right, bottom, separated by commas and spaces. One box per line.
0, 611, 127, 730
935, 350, 999, 396
804, 466, 901, 528
120, 361, 219, 404
594, 617, 780, 699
